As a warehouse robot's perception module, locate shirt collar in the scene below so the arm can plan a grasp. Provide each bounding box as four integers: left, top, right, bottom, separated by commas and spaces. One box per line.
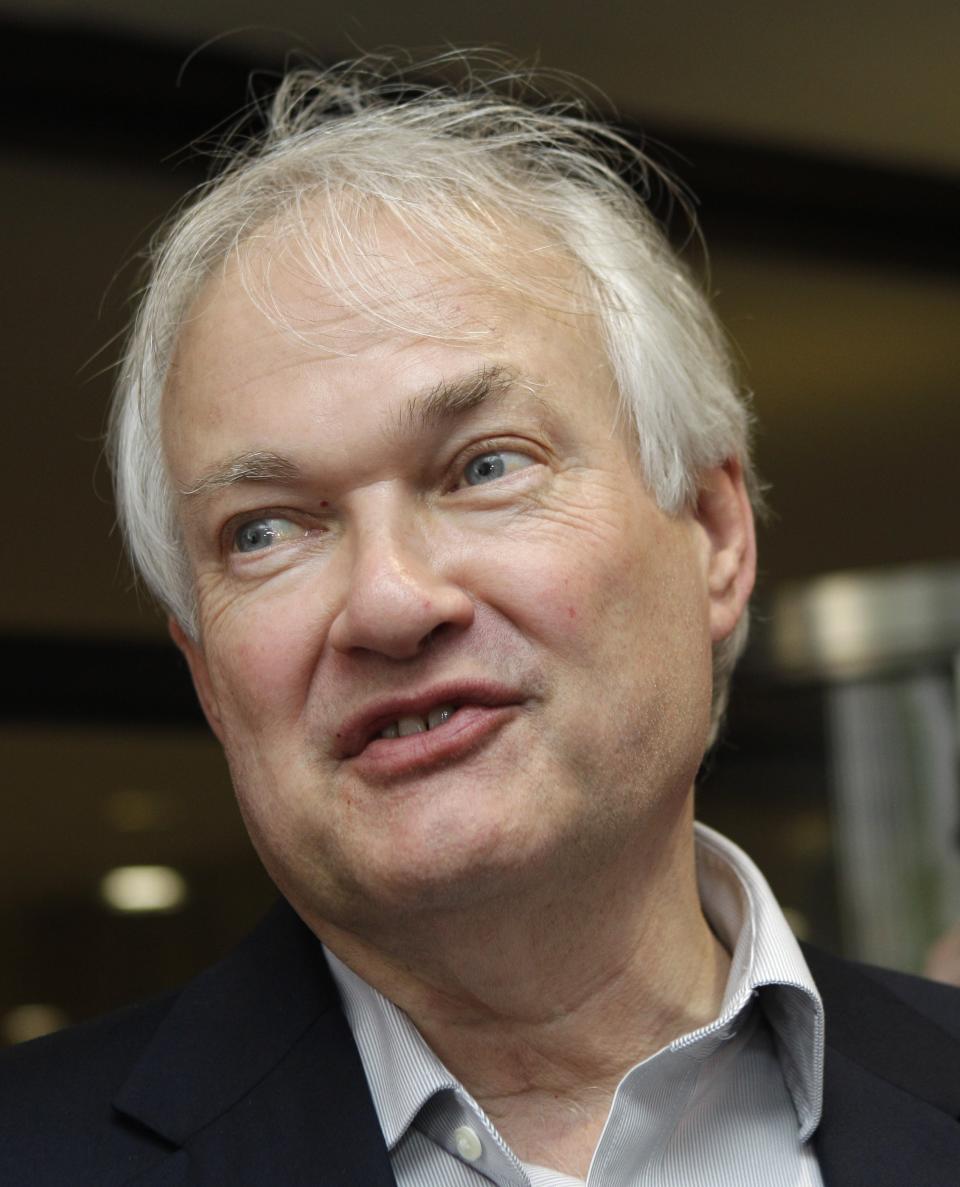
323, 946, 459, 1149
324, 824, 825, 1149
689, 822, 825, 1138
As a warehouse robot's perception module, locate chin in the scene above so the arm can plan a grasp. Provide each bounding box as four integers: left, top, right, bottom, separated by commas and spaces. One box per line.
325, 823, 556, 931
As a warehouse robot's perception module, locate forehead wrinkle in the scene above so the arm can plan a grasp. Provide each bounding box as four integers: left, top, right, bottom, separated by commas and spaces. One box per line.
178, 450, 302, 499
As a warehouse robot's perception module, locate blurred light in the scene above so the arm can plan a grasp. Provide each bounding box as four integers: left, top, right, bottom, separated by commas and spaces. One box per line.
2, 1003, 69, 1045
771, 563, 960, 681
99, 865, 188, 913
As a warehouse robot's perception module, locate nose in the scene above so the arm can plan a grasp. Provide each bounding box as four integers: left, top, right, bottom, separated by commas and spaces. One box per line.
327, 508, 475, 660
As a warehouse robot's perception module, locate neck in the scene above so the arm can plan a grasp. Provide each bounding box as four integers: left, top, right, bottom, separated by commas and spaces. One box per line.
312, 809, 729, 1176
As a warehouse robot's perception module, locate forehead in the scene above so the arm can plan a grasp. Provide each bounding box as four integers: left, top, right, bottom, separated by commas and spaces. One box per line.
160, 222, 617, 481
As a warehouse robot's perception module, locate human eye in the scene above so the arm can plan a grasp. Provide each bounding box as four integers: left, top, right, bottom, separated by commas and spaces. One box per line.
231, 516, 306, 554
459, 449, 536, 488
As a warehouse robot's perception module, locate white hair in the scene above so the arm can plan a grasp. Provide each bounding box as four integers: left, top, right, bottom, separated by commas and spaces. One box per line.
109, 55, 757, 740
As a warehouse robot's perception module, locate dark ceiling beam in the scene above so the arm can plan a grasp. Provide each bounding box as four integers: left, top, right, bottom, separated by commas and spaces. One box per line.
4, 19, 959, 275
3, 635, 204, 727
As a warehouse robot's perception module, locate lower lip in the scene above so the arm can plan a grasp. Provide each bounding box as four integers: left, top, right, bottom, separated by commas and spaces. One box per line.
348, 704, 521, 781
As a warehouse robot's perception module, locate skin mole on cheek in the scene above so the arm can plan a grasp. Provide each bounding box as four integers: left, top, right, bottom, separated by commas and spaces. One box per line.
567, 606, 577, 619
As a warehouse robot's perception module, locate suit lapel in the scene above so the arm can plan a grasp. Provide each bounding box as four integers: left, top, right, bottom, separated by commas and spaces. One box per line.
114, 901, 397, 1187
803, 944, 960, 1187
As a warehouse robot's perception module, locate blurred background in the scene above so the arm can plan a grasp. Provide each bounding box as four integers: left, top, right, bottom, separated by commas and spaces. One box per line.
2, 1, 959, 1046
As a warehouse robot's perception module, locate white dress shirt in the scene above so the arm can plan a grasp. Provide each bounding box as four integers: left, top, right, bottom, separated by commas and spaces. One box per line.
325, 823, 825, 1186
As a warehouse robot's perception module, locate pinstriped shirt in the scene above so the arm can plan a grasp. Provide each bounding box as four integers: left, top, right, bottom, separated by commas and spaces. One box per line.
325, 824, 825, 1186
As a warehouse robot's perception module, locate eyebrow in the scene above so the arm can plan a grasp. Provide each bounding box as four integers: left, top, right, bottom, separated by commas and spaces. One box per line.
179, 451, 302, 499
178, 364, 537, 500
388, 363, 521, 438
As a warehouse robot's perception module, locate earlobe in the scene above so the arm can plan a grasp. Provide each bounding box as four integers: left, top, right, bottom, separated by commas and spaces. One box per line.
168, 617, 225, 743
695, 460, 757, 643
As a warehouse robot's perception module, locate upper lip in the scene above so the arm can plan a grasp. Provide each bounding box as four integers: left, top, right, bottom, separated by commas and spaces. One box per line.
334, 679, 525, 759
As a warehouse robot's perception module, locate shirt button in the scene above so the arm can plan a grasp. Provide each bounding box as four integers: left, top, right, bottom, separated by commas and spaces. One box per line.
454, 1124, 484, 1162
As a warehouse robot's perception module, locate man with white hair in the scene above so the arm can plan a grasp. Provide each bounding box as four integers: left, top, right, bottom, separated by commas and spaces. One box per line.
3, 58, 960, 1187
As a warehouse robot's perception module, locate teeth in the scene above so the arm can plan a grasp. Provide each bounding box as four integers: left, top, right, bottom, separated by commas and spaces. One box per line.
378, 704, 457, 740
427, 704, 455, 729
397, 715, 427, 737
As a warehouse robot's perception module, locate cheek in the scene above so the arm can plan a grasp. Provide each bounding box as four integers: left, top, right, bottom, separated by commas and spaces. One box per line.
467, 517, 660, 655
492, 510, 711, 704
470, 544, 598, 653
203, 589, 328, 732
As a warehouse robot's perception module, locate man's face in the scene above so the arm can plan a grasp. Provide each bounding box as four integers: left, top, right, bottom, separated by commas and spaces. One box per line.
164, 235, 752, 933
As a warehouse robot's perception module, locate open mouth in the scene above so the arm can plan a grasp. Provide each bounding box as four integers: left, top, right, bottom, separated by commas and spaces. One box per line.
338, 681, 523, 758
376, 703, 458, 738
337, 683, 525, 779
357, 703, 517, 779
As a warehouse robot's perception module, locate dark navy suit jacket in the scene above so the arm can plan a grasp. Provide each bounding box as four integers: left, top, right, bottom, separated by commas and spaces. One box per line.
2, 900, 960, 1186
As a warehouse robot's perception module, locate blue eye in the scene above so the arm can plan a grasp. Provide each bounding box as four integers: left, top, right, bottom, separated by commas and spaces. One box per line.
462, 451, 534, 486
233, 517, 303, 553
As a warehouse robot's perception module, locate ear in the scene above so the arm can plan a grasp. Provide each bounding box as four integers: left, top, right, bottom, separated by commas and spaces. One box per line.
694, 460, 757, 643
169, 617, 225, 744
